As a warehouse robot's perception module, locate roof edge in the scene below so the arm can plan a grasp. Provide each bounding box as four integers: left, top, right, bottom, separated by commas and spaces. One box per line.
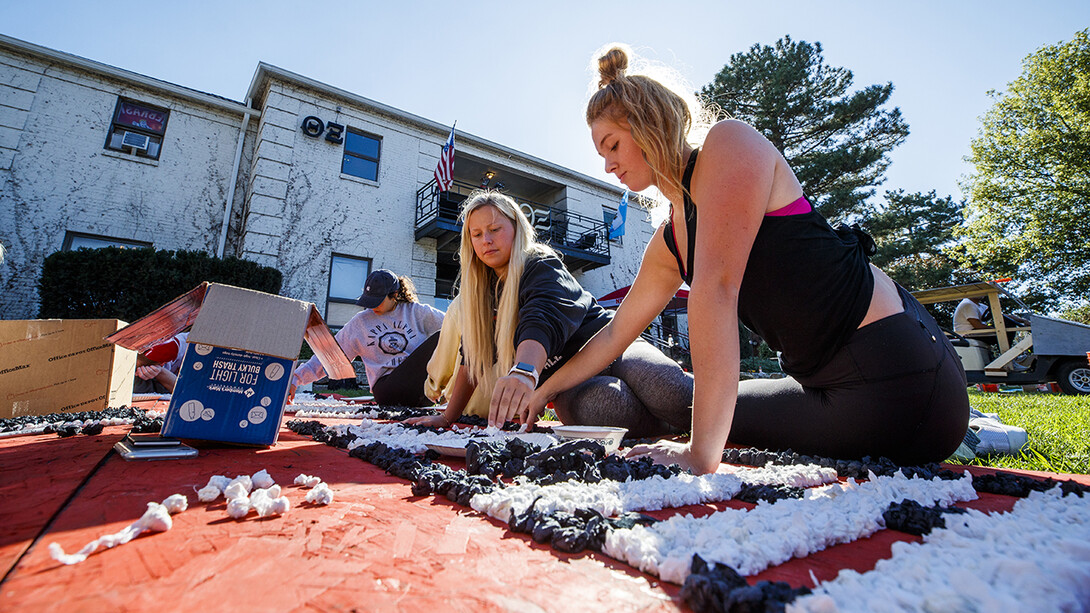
0, 34, 618, 195
0, 33, 259, 118
247, 62, 621, 195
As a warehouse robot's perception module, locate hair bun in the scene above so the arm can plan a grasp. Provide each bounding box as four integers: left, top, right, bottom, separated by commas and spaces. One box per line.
597, 46, 629, 88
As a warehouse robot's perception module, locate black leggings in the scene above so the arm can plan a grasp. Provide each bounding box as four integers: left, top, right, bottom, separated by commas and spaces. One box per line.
371, 333, 441, 407
729, 286, 969, 465
553, 338, 694, 438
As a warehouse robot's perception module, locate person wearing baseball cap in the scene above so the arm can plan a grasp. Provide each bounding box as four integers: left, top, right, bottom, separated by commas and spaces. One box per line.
355, 268, 400, 309
292, 269, 445, 407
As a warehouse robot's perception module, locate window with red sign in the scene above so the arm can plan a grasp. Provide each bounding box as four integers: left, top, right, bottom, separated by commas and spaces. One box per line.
104, 98, 170, 160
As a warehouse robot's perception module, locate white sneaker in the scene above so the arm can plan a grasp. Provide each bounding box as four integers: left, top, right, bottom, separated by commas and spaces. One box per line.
969, 408, 1000, 421
949, 427, 980, 462
970, 417, 1028, 455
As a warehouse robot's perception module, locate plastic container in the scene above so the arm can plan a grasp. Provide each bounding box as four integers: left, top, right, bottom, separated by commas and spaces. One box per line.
550, 425, 628, 454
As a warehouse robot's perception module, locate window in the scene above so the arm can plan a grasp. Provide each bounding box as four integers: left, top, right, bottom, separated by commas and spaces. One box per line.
326, 254, 371, 329
104, 98, 170, 160
63, 231, 151, 251
342, 129, 381, 181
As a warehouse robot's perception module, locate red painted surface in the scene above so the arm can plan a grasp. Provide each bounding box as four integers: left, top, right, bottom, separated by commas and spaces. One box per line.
1, 423, 683, 611
1, 404, 1086, 612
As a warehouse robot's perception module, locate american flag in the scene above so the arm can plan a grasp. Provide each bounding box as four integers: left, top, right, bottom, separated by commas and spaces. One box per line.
434, 125, 456, 191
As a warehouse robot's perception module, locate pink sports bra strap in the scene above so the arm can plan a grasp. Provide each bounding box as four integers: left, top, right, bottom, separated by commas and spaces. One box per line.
766, 196, 812, 217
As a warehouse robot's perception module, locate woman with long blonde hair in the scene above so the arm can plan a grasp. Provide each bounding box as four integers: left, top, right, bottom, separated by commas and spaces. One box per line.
407, 190, 693, 433
514, 44, 969, 473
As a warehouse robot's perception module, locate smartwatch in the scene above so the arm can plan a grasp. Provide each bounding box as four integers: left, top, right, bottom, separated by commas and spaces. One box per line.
508, 361, 540, 387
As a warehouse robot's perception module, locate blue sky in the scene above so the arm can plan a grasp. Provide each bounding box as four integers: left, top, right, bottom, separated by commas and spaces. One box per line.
2, 1, 1087, 210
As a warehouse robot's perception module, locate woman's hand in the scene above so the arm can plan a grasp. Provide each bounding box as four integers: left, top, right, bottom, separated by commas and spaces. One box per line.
404, 414, 451, 429
517, 389, 551, 430
488, 373, 535, 428
136, 365, 163, 380
626, 440, 718, 475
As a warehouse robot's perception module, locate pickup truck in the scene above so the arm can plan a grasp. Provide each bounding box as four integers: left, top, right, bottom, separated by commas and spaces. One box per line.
912, 282, 1090, 395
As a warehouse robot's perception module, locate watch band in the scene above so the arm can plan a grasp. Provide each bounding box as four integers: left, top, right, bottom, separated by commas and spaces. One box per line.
508, 361, 540, 387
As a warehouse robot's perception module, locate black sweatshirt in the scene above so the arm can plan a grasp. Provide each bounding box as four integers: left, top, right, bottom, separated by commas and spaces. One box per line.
513, 255, 611, 383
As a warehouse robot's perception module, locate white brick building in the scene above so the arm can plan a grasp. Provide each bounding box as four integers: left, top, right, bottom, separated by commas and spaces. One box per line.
1, 35, 678, 345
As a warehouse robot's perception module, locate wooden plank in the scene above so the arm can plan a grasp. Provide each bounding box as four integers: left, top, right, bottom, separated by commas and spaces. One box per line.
910, 282, 997, 305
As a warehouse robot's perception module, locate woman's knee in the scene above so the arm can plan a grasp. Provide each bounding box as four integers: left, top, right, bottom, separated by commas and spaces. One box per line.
555, 378, 630, 420
556, 377, 632, 418
613, 339, 679, 375
555, 377, 677, 436
613, 343, 692, 402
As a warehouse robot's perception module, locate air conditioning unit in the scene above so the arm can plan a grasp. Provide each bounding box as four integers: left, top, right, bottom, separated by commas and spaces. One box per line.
121, 131, 150, 151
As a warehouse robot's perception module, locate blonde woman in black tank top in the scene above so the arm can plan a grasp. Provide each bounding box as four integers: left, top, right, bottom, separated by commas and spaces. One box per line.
507, 44, 969, 473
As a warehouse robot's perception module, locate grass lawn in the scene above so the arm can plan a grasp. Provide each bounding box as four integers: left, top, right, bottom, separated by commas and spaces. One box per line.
947, 388, 1090, 476
320, 388, 372, 398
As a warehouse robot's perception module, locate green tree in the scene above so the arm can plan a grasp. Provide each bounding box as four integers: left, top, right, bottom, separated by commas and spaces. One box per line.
959, 29, 1090, 308
1059, 303, 1090, 326
700, 35, 909, 223
866, 190, 967, 292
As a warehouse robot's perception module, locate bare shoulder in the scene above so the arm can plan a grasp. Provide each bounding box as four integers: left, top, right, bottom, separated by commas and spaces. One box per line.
691, 120, 779, 208
702, 120, 776, 161
707, 118, 760, 139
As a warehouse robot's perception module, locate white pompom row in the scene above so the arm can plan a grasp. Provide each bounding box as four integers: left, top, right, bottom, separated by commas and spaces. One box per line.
342, 419, 506, 454
470, 462, 839, 523
603, 471, 978, 584
790, 487, 1090, 612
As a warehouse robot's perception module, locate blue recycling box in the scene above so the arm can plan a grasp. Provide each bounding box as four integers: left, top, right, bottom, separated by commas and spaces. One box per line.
105, 282, 355, 448
163, 345, 295, 445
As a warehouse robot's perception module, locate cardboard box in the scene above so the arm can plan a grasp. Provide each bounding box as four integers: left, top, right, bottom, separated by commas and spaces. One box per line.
0, 319, 136, 419
107, 282, 352, 445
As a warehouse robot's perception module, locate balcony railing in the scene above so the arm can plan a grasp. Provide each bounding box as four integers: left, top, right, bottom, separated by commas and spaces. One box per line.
415, 178, 611, 272
641, 320, 691, 366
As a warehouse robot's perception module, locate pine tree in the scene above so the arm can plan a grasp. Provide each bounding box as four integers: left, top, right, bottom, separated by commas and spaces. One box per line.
700, 36, 909, 223
866, 189, 966, 292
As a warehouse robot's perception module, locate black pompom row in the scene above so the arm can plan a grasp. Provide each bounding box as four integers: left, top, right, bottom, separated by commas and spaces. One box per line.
721, 447, 962, 481
284, 420, 679, 555
0, 406, 162, 437
882, 499, 968, 536
680, 555, 811, 613
507, 497, 657, 554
